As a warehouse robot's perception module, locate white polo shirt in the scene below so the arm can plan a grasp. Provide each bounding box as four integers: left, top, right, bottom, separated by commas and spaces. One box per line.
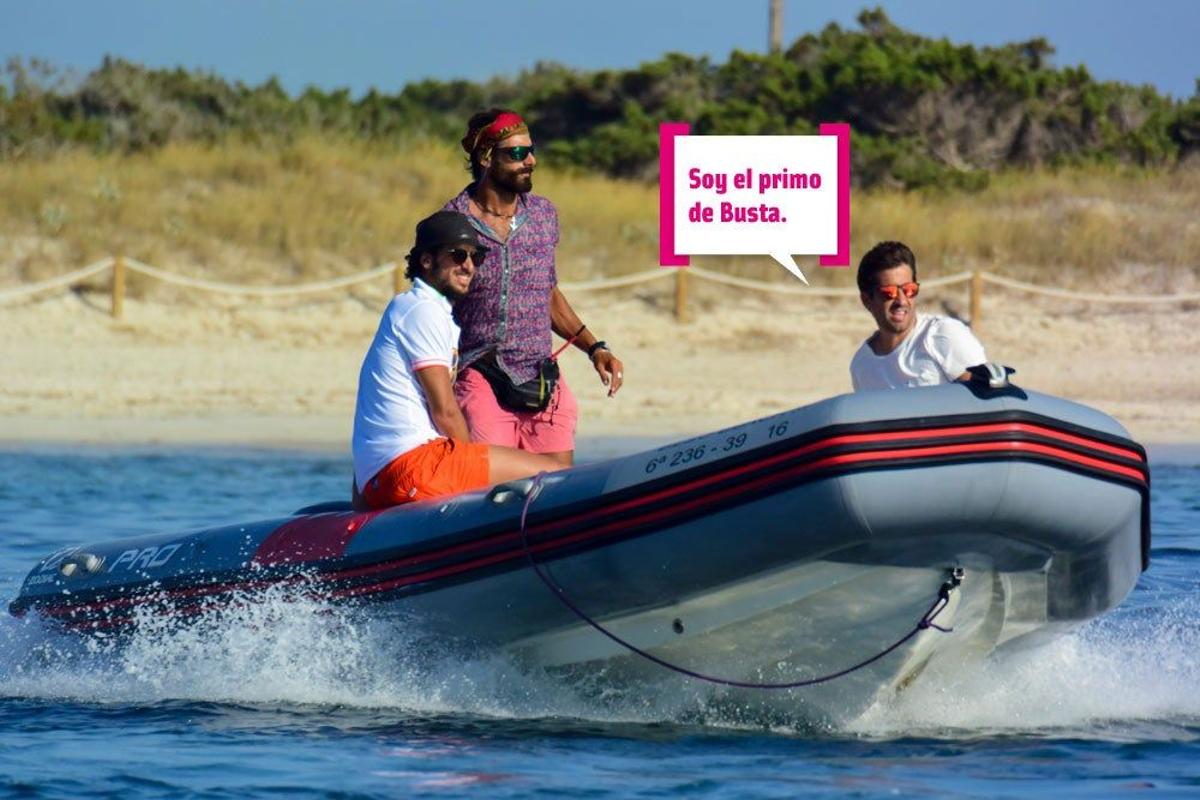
352, 279, 460, 488
850, 313, 987, 391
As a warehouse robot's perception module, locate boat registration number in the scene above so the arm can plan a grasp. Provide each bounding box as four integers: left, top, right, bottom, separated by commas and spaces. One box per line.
604, 414, 796, 492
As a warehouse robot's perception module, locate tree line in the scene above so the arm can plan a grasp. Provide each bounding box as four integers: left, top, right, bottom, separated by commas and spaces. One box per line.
2, 9, 1197, 189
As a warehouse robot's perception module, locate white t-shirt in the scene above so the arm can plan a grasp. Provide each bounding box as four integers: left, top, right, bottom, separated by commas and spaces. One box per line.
352, 279, 460, 488
850, 313, 987, 391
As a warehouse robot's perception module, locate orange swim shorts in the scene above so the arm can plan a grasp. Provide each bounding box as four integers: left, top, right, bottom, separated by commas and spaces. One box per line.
361, 438, 490, 509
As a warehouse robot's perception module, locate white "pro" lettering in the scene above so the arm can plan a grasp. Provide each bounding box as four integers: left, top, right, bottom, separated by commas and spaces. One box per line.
108, 543, 182, 572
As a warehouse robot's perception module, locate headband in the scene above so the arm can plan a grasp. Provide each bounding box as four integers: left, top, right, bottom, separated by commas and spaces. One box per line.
461, 112, 530, 160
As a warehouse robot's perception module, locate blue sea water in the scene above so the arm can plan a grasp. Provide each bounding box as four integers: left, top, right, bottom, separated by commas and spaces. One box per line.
0, 443, 1197, 798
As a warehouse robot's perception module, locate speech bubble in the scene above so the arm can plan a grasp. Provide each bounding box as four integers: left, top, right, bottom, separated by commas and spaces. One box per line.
769, 252, 809, 285
659, 124, 850, 283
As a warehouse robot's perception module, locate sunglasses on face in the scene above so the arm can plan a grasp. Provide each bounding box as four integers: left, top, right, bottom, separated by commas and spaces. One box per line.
444, 247, 486, 265
874, 282, 920, 300
497, 145, 536, 162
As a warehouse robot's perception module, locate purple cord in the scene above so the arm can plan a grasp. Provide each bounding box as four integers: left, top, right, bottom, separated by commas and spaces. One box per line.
518, 472, 959, 690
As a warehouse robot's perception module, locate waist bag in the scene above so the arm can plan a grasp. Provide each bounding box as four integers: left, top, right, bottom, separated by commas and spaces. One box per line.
471, 350, 559, 413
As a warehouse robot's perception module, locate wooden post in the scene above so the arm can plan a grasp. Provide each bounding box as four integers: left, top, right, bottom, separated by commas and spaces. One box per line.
674, 269, 688, 324
111, 255, 126, 320
970, 270, 983, 331
393, 262, 405, 295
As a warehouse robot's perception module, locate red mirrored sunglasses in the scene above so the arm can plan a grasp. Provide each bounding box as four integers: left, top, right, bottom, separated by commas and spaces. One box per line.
875, 282, 920, 300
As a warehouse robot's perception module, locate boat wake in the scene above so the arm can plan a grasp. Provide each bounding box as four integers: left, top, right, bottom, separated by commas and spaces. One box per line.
851, 595, 1200, 739
1, 586, 1197, 739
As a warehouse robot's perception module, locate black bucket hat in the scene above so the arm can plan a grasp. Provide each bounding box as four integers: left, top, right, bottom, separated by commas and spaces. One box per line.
413, 211, 488, 257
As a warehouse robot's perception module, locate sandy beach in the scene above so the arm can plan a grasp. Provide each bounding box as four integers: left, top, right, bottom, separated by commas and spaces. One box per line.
1, 283, 1198, 449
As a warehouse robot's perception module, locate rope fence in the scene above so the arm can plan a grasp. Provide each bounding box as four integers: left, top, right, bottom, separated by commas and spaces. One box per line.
979, 272, 1200, 305
1, 256, 1196, 326
0, 257, 115, 303
122, 257, 399, 298
686, 267, 974, 296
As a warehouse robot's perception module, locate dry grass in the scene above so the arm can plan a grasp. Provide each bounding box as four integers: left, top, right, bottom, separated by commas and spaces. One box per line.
851, 168, 1200, 290
1, 139, 1197, 298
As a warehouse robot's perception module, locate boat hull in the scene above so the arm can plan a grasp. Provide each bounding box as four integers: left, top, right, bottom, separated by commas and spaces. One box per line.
9, 384, 1149, 722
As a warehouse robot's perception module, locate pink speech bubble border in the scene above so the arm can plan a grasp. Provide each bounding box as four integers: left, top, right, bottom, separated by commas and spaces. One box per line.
817, 122, 851, 267
658, 121, 691, 267
657, 121, 851, 268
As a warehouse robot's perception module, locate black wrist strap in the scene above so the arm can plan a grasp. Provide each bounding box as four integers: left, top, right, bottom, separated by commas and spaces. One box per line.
587, 340, 609, 358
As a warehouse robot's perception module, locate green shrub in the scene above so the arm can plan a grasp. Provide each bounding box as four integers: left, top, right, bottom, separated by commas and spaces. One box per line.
1, 10, 1192, 189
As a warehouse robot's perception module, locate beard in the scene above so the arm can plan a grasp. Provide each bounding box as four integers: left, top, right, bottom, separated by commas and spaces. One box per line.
432, 274, 471, 302
494, 167, 533, 194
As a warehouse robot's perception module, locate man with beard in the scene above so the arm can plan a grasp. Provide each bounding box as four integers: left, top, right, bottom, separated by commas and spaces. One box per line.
850, 240, 987, 391
352, 211, 562, 509
443, 109, 624, 467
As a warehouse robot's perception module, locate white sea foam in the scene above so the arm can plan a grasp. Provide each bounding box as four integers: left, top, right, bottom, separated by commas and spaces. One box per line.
0, 586, 616, 720
1, 587, 1196, 738
850, 598, 1200, 739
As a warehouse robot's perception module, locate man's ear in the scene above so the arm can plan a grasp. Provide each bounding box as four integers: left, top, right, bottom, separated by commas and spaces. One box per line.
421, 252, 435, 271
860, 292, 871, 311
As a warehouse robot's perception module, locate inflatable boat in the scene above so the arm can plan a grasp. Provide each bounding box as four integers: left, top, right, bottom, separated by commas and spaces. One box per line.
9, 377, 1149, 722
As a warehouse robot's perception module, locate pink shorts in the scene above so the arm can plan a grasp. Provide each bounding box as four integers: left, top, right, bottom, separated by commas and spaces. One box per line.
455, 366, 578, 454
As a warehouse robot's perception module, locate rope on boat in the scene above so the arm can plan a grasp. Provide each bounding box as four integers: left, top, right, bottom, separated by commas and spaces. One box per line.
518, 472, 962, 690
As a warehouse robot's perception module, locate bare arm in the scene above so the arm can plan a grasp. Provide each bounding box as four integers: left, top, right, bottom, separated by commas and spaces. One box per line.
549, 287, 625, 396
414, 365, 471, 442
549, 287, 591, 346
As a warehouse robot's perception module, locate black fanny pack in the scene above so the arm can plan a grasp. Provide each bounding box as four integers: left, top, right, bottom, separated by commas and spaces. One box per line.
471, 351, 559, 413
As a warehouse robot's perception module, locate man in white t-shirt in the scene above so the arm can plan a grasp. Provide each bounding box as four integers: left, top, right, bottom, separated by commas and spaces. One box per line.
850, 241, 987, 391
352, 211, 561, 509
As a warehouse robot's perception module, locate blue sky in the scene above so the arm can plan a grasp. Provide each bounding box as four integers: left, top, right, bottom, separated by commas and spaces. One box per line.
4, 0, 1197, 99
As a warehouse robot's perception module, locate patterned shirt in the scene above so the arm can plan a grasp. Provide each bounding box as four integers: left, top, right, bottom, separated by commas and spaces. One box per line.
444, 186, 559, 383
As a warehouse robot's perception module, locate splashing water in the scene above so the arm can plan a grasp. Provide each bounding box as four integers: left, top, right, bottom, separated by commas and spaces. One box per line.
851, 596, 1200, 739
0, 586, 594, 719
1, 578, 1195, 740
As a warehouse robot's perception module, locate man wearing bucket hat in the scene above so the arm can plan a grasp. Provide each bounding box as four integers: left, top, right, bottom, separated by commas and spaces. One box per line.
443, 108, 625, 466
352, 210, 562, 509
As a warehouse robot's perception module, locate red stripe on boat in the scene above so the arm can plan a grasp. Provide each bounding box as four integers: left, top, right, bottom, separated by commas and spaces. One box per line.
32, 423, 1147, 621
328, 422, 1145, 583
810, 422, 1143, 462
332, 438, 1145, 598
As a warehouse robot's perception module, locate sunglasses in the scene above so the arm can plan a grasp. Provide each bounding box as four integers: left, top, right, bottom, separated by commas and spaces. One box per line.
444, 247, 486, 265
874, 281, 920, 300
497, 145, 536, 162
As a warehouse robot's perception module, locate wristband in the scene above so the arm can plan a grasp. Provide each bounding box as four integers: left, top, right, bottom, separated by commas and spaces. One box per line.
587, 340, 609, 358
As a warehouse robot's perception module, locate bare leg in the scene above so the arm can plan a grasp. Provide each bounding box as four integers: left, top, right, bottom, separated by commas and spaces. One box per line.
487, 445, 565, 484
542, 450, 574, 467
